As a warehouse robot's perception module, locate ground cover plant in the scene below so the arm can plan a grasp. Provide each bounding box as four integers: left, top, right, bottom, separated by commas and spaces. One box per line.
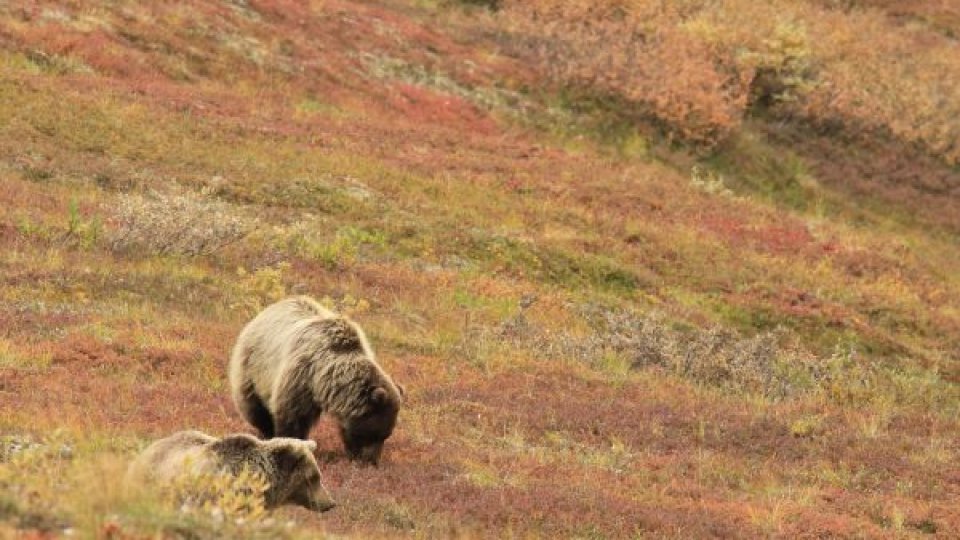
0, 0, 958, 537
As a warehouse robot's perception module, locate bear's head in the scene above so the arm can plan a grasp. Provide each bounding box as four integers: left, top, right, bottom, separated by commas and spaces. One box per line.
264, 438, 336, 512
339, 384, 403, 465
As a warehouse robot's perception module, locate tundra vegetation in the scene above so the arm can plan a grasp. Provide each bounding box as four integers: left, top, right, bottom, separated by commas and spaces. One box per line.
0, 0, 959, 538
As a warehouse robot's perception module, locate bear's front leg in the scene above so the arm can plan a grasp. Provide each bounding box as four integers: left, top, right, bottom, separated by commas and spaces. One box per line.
270, 362, 323, 440
274, 408, 318, 440
272, 384, 321, 440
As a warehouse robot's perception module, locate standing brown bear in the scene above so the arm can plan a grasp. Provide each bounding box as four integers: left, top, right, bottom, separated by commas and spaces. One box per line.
229, 296, 403, 465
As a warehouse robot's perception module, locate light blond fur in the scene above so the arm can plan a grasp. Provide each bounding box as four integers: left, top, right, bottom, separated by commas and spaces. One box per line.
228, 296, 402, 464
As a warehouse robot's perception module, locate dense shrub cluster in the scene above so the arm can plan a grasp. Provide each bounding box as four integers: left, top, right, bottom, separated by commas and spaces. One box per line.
108, 191, 253, 256
496, 0, 960, 162
499, 1, 753, 148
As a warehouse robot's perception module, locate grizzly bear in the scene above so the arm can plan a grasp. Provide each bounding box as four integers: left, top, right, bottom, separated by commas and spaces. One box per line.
229, 296, 403, 465
127, 430, 336, 512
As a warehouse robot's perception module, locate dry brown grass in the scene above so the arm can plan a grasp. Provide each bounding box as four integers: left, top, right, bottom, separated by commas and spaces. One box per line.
109, 191, 255, 256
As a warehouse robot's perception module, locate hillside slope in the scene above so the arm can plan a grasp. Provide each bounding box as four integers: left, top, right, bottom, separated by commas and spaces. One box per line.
0, 1, 958, 538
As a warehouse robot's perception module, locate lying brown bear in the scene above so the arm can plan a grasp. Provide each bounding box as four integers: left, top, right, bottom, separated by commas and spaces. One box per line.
229, 296, 404, 465
127, 430, 336, 512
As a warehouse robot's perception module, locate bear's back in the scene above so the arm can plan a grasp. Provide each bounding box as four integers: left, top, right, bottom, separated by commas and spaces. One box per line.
207, 433, 272, 476
294, 317, 366, 355
271, 296, 336, 321
231, 297, 337, 400
128, 430, 217, 483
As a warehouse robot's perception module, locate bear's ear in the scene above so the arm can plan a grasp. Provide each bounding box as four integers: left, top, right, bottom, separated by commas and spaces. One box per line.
396, 383, 406, 398
211, 434, 258, 455
272, 445, 305, 473
371, 386, 389, 405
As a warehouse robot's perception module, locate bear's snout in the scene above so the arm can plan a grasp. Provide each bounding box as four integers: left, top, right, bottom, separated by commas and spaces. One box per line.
297, 476, 337, 513
305, 487, 337, 513
310, 498, 337, 513
350, 441, 385, 466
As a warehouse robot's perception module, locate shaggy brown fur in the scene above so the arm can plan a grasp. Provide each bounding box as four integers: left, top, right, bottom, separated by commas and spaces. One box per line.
229, 296, 403, 465
127, 430, 336, 512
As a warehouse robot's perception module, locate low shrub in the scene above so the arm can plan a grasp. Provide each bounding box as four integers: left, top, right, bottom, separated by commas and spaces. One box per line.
108, 191, 254, 256
464, 304, 959, 409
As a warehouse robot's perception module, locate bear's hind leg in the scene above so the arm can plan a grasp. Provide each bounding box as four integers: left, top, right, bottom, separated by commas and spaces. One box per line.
238, 381, 275, 438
